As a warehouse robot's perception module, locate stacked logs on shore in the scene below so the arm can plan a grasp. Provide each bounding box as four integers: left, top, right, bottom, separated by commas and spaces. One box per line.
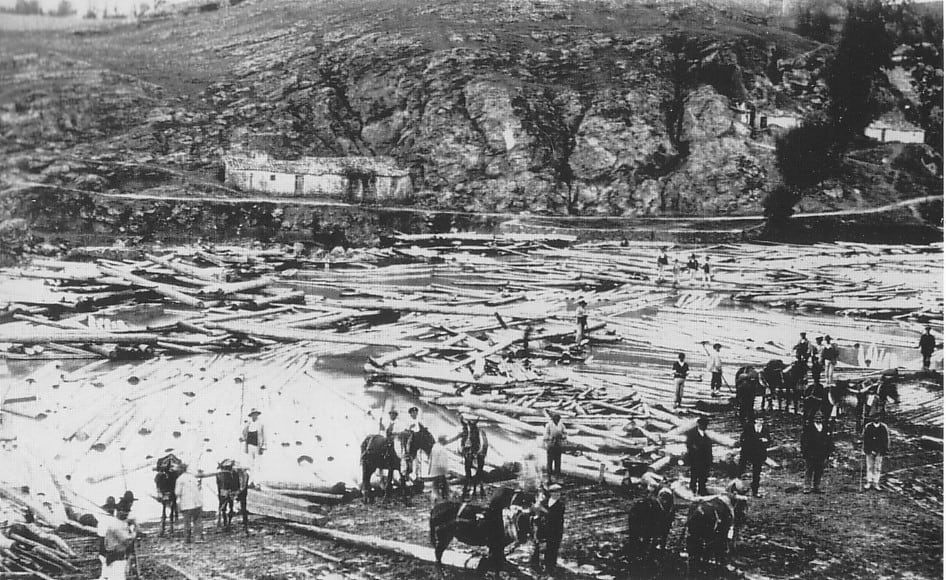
0, 523, 80, 579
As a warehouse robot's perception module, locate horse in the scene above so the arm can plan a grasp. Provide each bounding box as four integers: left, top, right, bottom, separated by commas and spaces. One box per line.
733, 366, 761, 423
404, 426, 435, 483
215, 459, 249, 534
360, 433, 409, 504
462, 429, 490, 499
154, 454, 182, 536
760, 359, 806, 414
626, 486, 675, 561
684, 489, 748, 577
429, 488, 565, 578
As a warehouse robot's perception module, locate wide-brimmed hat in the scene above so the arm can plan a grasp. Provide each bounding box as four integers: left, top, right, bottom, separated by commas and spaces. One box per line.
408, 406, 419, 414
248, 408, 262, 417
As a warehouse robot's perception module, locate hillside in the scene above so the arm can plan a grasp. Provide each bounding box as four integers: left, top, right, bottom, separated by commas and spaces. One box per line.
0, 0, 941, 218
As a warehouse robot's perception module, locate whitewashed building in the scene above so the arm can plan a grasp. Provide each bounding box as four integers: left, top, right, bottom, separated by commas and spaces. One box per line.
223, 152, 412, 201
864, 119, 926, 144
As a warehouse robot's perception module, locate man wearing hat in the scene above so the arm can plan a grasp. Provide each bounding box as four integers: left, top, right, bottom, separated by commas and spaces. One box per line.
427, 435, 451, 501
794, 332, 811, 363
706, 343, 724, 399
542, 412, 567, 484
381, 409, 401, 440
738, 414, 771, 498
406, 406, 425, 434
862, 412, 890, 491
102, 496, 117, 517
241, 408, 266, 472
96, 498, 136, 580
685, 416, 713, 496
801, 414, 833, 494
174, 462, 204, 544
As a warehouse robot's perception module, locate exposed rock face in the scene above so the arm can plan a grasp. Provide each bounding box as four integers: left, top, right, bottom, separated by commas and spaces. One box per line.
0, 0, 936, 219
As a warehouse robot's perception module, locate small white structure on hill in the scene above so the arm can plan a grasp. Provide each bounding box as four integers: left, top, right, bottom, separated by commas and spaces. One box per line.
864, 114, 925, 144
223, 151, 412, 201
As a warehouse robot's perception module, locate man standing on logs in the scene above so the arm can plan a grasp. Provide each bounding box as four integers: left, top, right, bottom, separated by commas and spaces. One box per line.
543, 413, 567, 485
673, 353, 690, 409
656, 247, 669, 282
738, 414, 770, 498
801, 414, 832, 494
686, 416, 713, 496
706, 343, 723, 399
575, 298, 588, 344
919, 327, 936, 371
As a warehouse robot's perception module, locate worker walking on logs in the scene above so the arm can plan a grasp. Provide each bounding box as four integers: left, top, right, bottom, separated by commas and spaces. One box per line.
575, 298, 588, 344
700, 256, 712, 288
919, 326, 937, 371
656, 247, 669, 281
672, 353, 690, 409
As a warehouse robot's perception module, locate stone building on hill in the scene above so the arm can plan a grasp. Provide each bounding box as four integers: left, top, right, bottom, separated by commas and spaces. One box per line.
223, 151, 412, 202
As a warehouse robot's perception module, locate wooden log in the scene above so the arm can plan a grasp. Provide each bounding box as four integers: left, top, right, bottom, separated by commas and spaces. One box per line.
369, 334, 467, 367
146, 253, 227, 282
98, 265, 207, 308
284, 523, 485, 571
205, 321, 426, 348
319, 298, 548, 319
200, 278, 273, 295
433, 396, 546, 417
0, 329, 159, 345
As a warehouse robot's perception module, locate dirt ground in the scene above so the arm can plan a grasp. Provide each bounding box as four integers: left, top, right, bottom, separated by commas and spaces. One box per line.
123, 378, 943, 580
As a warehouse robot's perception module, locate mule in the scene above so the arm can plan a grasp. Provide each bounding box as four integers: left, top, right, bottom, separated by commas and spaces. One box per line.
760, 359, 806, 414
215, 459, 249, 534
360, 433, 409, 504
154, 454, 182, 536
627, 486, 675, 560
429, 488, 565, 578
684, 491, 748, 577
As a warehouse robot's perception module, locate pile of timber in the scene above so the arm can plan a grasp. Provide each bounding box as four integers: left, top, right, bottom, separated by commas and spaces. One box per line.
0, 523, 81, 579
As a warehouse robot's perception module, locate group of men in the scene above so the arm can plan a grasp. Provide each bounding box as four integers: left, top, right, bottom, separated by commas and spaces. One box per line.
681, 326, 905, 500
379, 405, 569, 501
656, 248, 712, 287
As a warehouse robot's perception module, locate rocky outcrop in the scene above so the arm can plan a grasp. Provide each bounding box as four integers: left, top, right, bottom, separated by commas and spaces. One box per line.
1, 0, 934, 220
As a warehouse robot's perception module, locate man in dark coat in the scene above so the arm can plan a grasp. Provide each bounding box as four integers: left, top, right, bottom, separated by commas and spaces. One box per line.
862, 413, 890, 491
739, 415, 771, 498
919, 327, 936, 371
801, 414, 833, 494
686, 416, 713, 495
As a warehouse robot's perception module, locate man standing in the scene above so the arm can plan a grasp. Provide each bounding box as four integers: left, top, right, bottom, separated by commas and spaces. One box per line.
794, 332, 811, 363
919, 327, 936, 371
686, 416, 713, 496
406, 406, 424, 433
175, 462, 204, 544
862, 413, 890, 491
241, 409, 265, 474
673, 353, 690, 409
823, 336, 838, 384
738, 414, 771, 498
656, 247, 669, 281
96, 501, 136, 580
700, 256, 712, 288
810, 337, 825, 384
706, 343, 723, 398
686, 253, 700, 281
801, 414, 832, 494
543, 413, 567, 484
575, 299, 588, 343
427, 435, 451, 501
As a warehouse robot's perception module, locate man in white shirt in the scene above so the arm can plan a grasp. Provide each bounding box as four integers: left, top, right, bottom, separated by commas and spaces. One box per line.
96, 502, 135, 580
706, 343, 723, 398
175, 462, 204, 544
427, 435, 451, 501
543, 413, 567, 484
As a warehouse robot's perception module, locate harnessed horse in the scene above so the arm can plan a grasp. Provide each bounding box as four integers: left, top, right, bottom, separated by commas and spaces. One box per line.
403, 426, 435, 484
627, 486, 675, 560
733, 366, 761, 423
760, 359, 806, 414
360, 432, 413, 503
429, 487, 565, 578
154, 454, 182, 536
215, 459, 249, 534
683, 489, 748, 577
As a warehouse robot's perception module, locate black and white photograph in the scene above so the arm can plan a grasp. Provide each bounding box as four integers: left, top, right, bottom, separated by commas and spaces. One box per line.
0, 0, 942, 578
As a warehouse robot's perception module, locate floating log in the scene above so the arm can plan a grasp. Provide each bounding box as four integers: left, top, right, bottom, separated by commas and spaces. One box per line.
0, 329, 159, 345
97, 265, 207, 308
